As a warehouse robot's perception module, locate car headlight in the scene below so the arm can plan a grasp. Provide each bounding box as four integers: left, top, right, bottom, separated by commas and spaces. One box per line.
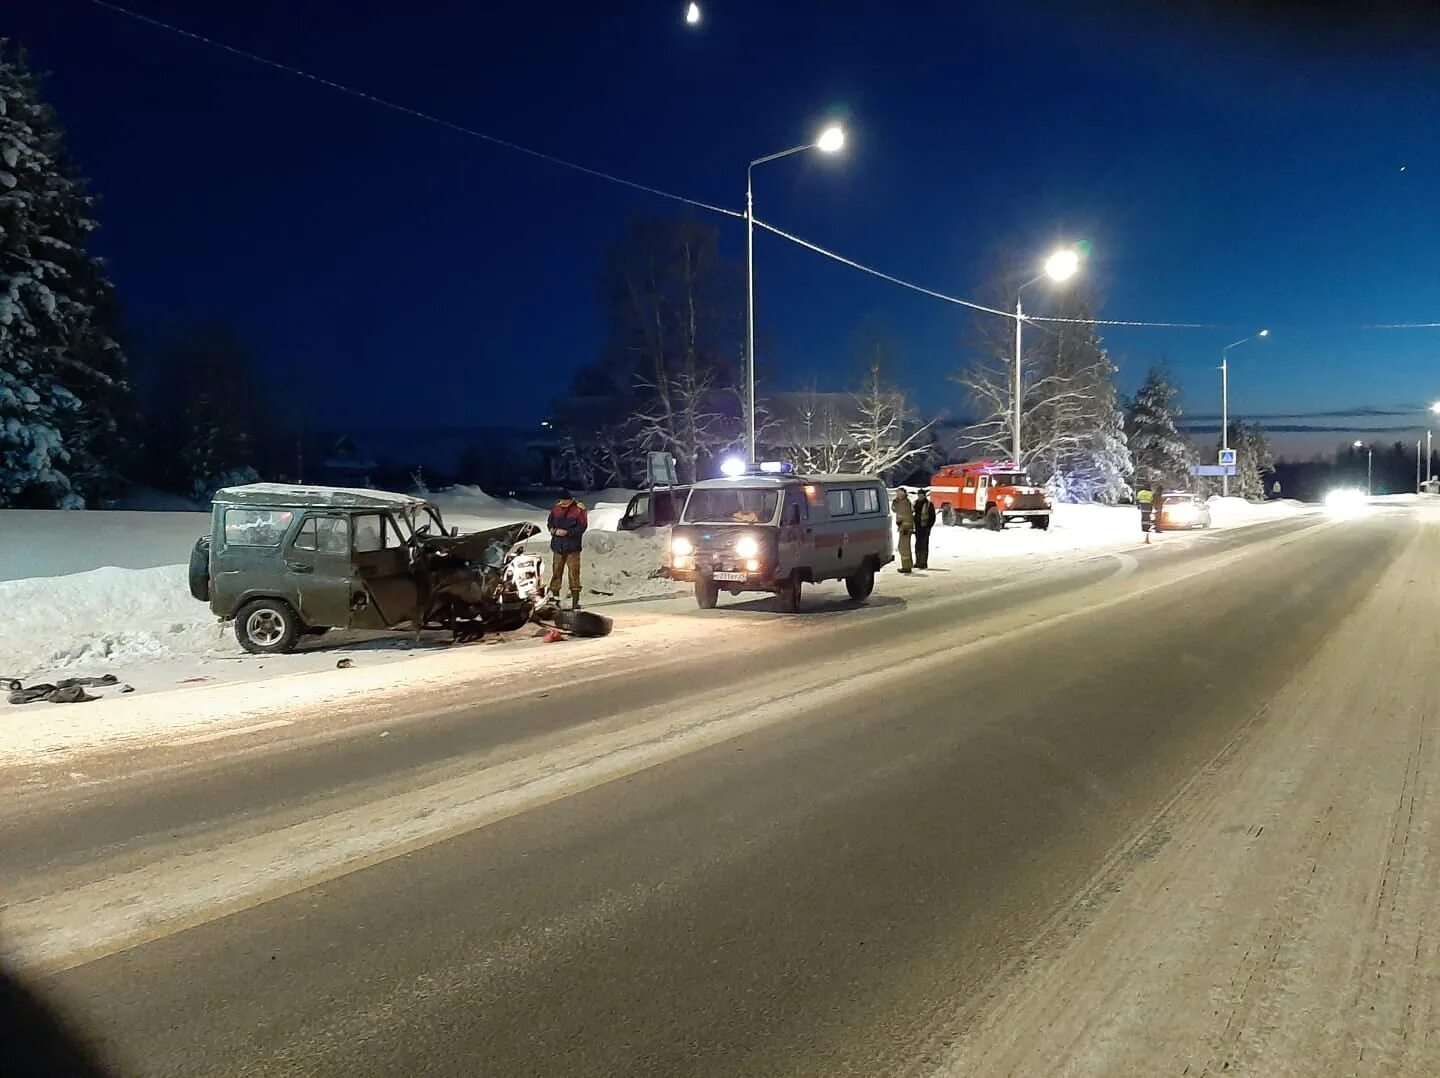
1000, 494, 1013, 507
735, 535, 760, 558
671, 536, 693, 556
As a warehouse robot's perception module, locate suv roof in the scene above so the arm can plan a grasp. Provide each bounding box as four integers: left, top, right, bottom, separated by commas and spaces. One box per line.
213, 482, 430, 512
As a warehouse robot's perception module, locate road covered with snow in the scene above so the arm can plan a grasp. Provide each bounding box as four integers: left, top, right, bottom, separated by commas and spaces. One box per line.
4, 495, 1437, 1075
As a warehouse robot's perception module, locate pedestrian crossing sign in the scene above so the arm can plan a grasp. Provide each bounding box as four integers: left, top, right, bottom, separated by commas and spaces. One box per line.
1218, 449, 1238, 467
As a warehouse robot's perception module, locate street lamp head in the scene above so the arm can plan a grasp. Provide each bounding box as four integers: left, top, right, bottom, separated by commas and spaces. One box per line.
1353, 440, 1364, 448
685, 2, 701, 25
1257, 328, 1270, 337
815, 125, 845, 153
1430, 401, 1440, 415
1043, 248, 1080, 283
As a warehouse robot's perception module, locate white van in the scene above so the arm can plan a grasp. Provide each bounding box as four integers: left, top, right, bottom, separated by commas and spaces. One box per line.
668, 470, 895, 610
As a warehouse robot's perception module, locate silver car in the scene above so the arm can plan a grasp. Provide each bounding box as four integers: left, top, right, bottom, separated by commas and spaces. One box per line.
1156, 491, 1212, 531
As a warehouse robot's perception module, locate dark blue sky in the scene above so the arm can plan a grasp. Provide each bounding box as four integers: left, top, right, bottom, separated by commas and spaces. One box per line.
11, 1, 1440, 455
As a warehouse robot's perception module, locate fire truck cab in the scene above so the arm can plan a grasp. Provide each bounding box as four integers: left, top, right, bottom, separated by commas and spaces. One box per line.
927, 461, 1052, 531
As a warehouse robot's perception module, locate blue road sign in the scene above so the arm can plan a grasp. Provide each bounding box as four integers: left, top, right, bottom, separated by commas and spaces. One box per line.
1218, 449, 1238, 467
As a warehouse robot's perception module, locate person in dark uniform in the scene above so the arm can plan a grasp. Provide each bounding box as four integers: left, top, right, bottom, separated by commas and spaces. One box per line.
912, 488, 937, 569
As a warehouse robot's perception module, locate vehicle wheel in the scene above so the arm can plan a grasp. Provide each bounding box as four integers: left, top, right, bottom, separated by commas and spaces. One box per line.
940, 505, 956, 527
550, 608, 614, 638
845, 567, 875, 601
695, 577, 719, 610
779, 575, 803, 613
984, 506, 1004, 531
188, 536, 211, 601
1029, 516, 1050, 530
235, 598, 301, 655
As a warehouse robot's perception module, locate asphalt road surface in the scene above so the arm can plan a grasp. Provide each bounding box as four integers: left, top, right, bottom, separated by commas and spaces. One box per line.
5, 504, 1438, 1076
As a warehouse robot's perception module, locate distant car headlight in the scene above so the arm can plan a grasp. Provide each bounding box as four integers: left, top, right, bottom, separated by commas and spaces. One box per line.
1325, 488, 1365, 513
735, 535, 760, 558
671, 536, 693, 556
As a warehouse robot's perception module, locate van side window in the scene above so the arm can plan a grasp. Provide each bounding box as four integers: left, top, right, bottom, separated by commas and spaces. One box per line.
627, 494, 650, 525
826, 488, 855, 517
354, 513, 402, 552
854, 488, 880, 514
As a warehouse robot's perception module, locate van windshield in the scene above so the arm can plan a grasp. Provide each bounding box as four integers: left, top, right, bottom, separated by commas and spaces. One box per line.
683, 487, 781, 524
984, 472, 1031, 487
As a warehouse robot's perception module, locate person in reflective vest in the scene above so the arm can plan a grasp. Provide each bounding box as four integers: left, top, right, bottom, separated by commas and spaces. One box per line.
1137, 484, 1155, 542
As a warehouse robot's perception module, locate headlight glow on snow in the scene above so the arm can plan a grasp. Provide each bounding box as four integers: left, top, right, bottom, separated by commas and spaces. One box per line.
671, 536, 694, 556
1324, 488, 1366, 516
734, 535, 760, 558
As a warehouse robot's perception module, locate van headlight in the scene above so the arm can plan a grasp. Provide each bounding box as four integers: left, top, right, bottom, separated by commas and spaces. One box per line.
671, 536, 693, 556
734, 535, 760, 558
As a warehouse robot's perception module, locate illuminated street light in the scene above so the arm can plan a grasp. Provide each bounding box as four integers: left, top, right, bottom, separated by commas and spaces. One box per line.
1013, 247, 1082, 464
815, 125, 845, 153
685, 2, 701, 25
1220, 329, 1269, 497
745, 123, 847, 462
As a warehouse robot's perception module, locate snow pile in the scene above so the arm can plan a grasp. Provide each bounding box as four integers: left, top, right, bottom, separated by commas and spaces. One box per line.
1206, 496, 1306, 527
925, 502, 1141, 562
518, 529, 681, 603
0, 510, 208, 582
0, 564, 224, 679
427, 485, 546, 532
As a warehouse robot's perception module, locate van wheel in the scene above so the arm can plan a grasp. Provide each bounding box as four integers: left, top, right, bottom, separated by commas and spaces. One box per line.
845, 567, 875, 601
235, 598, 301, 654
779, 575, 803, 613
1029, 516, 1050, 531
984, 506, 1004, 531
695, 578, 719, 610
940, 505, 956, 527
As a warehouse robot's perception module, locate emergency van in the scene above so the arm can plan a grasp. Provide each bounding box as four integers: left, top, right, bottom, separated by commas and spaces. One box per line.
927, 460, 1052, 530
668, 467, 895, 611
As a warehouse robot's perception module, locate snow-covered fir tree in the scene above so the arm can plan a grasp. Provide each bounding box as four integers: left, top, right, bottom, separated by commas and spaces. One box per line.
1024, 300, 1132, 504
1226, 421, 1274, 501
1126, 366, 1195, 491
0, 42, 128, 507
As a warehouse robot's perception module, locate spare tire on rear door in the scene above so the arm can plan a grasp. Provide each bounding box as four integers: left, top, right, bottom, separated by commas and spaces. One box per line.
188, 536, 211, 601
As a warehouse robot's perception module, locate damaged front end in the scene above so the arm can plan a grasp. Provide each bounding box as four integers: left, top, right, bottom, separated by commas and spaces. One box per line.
415, 522, 611, 642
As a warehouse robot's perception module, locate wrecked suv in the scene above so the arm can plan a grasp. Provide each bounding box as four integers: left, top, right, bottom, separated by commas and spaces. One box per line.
189, 483, 610, 654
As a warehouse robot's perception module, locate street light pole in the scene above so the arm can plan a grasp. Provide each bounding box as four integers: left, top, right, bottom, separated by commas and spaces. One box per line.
1012, 249, 1081, 466
1219, 329, 1269, 497
744, 125, 845, 464
1353, 440, 1372, 495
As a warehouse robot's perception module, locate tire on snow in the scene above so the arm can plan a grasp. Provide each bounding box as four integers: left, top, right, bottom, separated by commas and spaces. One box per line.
234, 598, 302, 655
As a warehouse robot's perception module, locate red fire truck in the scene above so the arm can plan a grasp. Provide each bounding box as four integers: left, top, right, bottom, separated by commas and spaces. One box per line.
926, 461, 1052, 530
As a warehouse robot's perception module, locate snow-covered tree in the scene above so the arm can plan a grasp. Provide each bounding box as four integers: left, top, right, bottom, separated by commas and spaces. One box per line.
848, 352, 932, 479
1126, 366, 1195, 492
955, 292, 1130, 502
0, 42, 128, 507
778, 384, 852, 475
598, 218, 743, 483
1226, 421, 1274, 501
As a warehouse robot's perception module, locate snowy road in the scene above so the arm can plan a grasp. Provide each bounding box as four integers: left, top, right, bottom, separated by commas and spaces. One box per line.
5, 503, 1438, 1075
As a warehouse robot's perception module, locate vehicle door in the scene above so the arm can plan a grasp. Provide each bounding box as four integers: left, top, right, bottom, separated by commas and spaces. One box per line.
619, 493, 651, 531
975, 475, 989, 512
821, 487, 858, 580
284, 513, 355, 629
349, 511, 421, 629
779, 487, 812, 576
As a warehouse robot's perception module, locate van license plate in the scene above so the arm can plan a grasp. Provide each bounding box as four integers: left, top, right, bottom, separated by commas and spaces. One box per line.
712, 572, 746, 582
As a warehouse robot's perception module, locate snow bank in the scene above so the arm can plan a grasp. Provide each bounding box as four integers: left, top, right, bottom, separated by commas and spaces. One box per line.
0, 510, 208, 582
1206, 496, 1306, 527
0, 564, 224, 680
518, 529, 682, 603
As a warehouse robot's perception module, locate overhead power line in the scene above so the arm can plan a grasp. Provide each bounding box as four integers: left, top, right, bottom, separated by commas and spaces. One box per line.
86, 0, 744, 220
754, 219, 1212, 328
87, 1, 1219, 332
1363, 322, 1440, 329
